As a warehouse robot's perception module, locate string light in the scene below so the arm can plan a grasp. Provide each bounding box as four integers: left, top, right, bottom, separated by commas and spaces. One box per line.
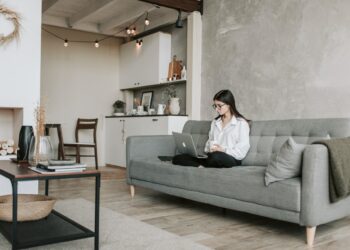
126, 27, 131, 35
94, 40, 99, 48
131, 27, 136, 35
144, 12, 150, 26
64, 39, 68, 47
136, 39, 143, 46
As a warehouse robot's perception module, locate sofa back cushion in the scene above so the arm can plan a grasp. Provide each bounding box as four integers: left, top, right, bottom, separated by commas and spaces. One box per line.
243, 118, 350, 166
182, 118, 350, 166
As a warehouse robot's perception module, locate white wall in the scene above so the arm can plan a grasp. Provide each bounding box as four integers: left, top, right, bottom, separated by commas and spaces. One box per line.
0, 0, 41, 195
0, 0, 41, 124
41, 25, 123, 166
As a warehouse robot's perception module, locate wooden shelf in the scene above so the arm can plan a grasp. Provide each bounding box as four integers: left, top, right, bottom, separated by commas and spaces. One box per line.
120, 79, 186, 91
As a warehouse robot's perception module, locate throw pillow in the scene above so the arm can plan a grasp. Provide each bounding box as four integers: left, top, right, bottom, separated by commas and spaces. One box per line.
265, 137, 306, 186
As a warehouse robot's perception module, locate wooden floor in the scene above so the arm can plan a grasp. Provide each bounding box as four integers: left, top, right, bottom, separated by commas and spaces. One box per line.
40, 166, 350, 250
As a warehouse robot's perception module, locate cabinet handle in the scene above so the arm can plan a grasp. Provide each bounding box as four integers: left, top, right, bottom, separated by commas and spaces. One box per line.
152, 119, 158, 122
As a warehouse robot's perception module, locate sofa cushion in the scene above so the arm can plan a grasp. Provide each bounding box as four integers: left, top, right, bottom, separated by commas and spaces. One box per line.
129, 158, 301, 212
265, 137, 306, 186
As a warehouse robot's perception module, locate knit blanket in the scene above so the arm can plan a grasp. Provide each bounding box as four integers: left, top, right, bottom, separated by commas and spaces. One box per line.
314, 138, 350, 203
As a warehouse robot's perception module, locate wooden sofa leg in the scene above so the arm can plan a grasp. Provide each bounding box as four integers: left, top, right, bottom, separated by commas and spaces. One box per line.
130, 185, 135, 198
306, 226, 316, 246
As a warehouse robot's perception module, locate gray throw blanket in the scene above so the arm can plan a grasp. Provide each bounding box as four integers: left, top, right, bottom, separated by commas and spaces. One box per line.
314, 138, 350, 203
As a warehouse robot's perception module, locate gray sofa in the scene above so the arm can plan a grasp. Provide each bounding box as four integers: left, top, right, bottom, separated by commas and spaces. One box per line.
126, 118, 350, 246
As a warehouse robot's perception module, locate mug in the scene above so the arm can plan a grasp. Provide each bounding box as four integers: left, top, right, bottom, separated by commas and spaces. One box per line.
209, 140, 218, 151
137, 106, 144, 115
148, 108, 155, 115
157, 104, 166, 115
131, 109, 137, 115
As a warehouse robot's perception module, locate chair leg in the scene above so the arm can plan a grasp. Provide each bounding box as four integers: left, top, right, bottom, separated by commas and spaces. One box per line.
306, 226, 316, 246
130, 185, 135, 198
76, 146, 81, 163
94, 146, 98, 169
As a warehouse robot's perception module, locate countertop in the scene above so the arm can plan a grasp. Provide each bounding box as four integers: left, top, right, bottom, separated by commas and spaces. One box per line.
105, 114, 188, 118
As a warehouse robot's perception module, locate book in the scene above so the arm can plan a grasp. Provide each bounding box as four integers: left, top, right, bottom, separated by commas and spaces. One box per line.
37, 163, 87, 170
48, 159, 76, 166
30, 167, 86, 174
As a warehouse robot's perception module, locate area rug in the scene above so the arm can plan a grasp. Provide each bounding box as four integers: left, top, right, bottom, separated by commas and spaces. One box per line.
0, 198, 211, 250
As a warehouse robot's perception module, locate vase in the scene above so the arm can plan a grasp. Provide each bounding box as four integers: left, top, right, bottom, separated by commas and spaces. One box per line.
17, 126, 34, 162
28, 136, 54, 166
169, 97, 180, 115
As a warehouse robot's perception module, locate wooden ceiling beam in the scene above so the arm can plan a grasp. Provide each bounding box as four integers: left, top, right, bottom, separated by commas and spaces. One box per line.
138, 0, 202, 13
68, 0, 116, 27
42, 0, 59, 14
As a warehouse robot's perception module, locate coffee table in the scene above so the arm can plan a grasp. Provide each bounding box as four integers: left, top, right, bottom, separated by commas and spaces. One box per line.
0, 161, 100, 250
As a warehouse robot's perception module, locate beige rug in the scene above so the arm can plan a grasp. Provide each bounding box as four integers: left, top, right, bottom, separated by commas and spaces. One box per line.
0, 198, 211, 250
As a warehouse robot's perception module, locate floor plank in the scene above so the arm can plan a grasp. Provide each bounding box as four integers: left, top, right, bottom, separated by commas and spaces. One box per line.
39, 166, 350, 250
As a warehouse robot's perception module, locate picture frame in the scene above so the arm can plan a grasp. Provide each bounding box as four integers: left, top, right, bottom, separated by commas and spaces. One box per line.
141, 91, 153, 108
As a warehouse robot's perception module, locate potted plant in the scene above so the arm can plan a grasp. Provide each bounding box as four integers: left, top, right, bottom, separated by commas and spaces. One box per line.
162, 85, 180, 115
113, 100, 125, 115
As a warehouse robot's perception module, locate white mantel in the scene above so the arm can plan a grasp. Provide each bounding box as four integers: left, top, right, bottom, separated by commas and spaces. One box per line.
0, 0, 42, 195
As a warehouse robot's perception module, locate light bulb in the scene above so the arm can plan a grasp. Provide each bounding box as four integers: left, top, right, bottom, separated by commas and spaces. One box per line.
126, 28, 131, 35
94, 40, 99, 48
64, 39, 68, 47
145, 18, 150, 26
131, 28, 136, 35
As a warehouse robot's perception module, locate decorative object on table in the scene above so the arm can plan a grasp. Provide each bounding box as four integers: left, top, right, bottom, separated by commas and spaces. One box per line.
0, 4, 21, 46
141, 91, 153, 110
28, 103, 53, 165
181, 65, 187, 80
17, 126, 34, 162
169, 97, 181, 115
157, 104, 166, 115
167, 55, 183, 81
112, 100, 125, 115
0, 194, 56, 222
148, 108, 155, 115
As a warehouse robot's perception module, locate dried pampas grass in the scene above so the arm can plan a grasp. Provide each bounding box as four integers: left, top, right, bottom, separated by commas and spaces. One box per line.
0, 4, 21, 46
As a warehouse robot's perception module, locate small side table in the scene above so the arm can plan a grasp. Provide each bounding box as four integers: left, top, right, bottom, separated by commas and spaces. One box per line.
0, 161, 100, 250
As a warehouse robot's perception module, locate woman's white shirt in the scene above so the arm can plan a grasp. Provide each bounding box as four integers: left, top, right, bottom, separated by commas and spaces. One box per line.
204, 116, 250, 160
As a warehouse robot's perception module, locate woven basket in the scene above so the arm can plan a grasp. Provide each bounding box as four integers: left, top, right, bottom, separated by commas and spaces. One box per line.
0, 194, 56, 222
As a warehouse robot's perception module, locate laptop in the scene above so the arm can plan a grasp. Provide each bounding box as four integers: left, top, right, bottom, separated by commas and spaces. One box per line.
173, 132, 208, 159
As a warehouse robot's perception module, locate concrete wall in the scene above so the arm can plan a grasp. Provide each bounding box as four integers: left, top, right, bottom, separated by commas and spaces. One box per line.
202, 0, 350, 120
41, 25, 122, 166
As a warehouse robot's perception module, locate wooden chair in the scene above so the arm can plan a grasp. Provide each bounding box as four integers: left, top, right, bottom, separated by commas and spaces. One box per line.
44, 123, 65, 160
63, 118, 98, 169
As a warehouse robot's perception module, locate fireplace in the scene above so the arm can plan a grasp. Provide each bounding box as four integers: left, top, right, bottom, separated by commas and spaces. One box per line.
0, 107, 23, 159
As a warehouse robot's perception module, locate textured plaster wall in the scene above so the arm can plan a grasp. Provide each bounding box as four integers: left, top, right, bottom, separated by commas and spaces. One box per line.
202, 0, 350, 120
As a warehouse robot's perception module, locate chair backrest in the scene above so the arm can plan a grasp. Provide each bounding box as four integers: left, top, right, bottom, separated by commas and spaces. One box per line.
182, 118, 350, 166
75, 118, 98, 143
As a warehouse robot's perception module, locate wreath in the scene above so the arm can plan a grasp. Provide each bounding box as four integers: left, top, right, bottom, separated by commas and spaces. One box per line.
0, 4, 21, 45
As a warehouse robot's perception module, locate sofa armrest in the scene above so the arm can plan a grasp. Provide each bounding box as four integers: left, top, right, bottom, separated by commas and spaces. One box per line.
300, 144, 350, 226
126, 135, 176, 183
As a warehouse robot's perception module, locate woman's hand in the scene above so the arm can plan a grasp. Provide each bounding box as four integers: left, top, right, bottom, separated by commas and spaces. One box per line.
210, 144, 225, 152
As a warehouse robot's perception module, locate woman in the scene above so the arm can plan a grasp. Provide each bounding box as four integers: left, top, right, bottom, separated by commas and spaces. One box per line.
173, 89, 250, 168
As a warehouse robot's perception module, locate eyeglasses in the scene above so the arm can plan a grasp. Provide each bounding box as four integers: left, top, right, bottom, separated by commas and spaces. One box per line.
212, 103, 226, 110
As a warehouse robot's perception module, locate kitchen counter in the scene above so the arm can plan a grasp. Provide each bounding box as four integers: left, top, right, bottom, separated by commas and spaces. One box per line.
105, 114, 188, 118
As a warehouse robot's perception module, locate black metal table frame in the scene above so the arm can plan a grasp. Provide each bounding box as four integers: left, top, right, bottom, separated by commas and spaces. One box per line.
0, 171, 100, 250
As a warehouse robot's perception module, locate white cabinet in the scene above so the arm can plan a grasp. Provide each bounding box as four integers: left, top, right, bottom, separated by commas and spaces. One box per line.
105, 116, 188, 167
120, 32, 171, 89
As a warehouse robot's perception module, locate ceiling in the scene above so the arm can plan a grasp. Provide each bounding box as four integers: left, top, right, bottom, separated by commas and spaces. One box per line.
42, 0, 199, 37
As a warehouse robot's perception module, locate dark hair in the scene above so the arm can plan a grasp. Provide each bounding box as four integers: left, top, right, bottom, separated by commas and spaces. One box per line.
213, 89, 249, 122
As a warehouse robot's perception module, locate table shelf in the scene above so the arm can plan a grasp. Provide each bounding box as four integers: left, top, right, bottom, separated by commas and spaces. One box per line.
0, 210, 94, 249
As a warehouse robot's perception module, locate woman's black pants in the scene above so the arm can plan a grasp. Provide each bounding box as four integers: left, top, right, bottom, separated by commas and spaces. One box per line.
172, 151, 241, 168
